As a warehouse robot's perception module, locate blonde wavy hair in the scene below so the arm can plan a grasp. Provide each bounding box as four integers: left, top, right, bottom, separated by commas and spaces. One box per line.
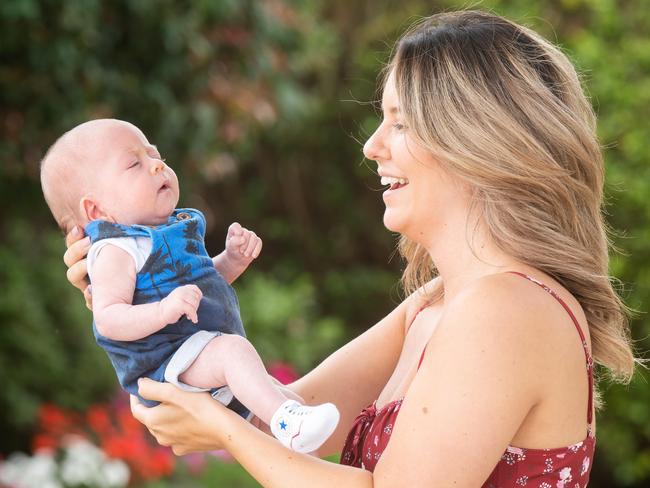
384, 10, 635, 385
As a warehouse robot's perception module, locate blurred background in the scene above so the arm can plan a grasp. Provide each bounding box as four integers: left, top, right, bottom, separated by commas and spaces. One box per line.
0, 0, 648, 486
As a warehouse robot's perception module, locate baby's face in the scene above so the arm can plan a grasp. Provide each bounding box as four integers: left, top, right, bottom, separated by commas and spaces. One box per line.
90, 121, 180, 226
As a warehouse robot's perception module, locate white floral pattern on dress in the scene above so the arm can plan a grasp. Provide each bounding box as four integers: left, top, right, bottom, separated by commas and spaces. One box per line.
515, 475, 528, 485
544, 457, 554, 474
557, 467, 572, 488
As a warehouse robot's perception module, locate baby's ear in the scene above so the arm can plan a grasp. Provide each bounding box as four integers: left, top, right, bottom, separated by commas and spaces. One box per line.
80, 196, 111, 223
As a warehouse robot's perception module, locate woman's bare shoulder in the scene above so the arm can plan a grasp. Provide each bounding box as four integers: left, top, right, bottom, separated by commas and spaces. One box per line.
441, 271, 582, 356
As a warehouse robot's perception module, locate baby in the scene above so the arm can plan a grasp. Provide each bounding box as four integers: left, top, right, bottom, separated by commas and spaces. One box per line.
40, 119, 339, 453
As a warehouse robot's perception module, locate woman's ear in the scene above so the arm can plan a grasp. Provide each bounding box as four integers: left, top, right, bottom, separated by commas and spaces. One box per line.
80, 196, 112, 223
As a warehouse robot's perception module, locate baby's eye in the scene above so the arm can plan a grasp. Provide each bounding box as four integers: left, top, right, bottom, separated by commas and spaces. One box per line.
128, 161, 140, 169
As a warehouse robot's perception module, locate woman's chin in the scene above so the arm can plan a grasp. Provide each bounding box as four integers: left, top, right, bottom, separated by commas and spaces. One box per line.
382, 212, 405, 233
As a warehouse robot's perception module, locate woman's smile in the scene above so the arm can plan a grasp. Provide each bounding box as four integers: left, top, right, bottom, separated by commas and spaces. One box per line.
380, 175, 410, 199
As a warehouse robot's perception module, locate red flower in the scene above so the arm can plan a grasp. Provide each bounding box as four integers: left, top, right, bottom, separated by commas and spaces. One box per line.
116, 407, 141, 435
150, 448, 175, 477
86, 404, 112, 435
37, 404, 75, 435
31, 434, 58, 452
103, 433, 145, 460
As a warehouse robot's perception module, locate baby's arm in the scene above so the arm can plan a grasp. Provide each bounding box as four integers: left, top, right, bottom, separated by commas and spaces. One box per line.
92, 245, 202, 341
212, 222, 262, 284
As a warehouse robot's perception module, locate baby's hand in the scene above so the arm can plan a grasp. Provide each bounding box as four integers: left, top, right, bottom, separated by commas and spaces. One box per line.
224, 222, 262, 264
160, 285, 203, 325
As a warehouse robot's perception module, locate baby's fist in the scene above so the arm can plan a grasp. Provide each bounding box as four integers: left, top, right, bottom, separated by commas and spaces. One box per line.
225, 222, 262, 262
160, 285, 203, 325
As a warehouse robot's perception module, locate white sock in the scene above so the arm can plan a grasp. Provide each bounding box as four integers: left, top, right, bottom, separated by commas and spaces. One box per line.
269, 400, 340, 453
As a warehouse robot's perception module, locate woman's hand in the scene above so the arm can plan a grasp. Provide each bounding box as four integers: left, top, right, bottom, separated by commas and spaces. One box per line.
64, 226, 93, 309
131, 378, 231, 455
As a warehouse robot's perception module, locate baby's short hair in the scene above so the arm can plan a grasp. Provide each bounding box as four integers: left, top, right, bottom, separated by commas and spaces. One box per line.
40, 123, 97, 234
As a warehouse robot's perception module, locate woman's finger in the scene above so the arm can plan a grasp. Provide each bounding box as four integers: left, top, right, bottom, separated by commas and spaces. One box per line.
83, 285, 93, 310
137, 377, 178, 403
130, 394, 150, 424
172, 445, 191, 456
64, 226, 85, 248
66, 259, 89, 291
63, 236, 91, 267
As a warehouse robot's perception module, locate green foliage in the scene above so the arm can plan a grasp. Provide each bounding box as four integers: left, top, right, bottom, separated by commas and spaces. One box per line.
0, 221, 115, 452
142, 457, 260, 488
142, 453, 340, 488
236, 273, 345, 373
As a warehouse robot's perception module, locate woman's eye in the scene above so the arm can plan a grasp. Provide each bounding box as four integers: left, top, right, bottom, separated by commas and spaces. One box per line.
393, 123, 406, 131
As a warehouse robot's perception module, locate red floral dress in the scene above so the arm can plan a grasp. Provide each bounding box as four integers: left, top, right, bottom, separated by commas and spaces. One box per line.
341, 272, 595, 487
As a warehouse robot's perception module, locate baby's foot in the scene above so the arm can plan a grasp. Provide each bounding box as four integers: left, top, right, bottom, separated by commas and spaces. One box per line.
270, 400, 340, 453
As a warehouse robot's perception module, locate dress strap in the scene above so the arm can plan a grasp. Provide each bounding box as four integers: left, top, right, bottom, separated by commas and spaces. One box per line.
410, 304, 431, 370
507, 271, 594, 430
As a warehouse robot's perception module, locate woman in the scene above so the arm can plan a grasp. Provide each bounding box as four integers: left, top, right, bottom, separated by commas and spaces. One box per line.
64, 10, 635, 487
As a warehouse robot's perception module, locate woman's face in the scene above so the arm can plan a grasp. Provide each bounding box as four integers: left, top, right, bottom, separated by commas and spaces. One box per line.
363, 72, 467, 241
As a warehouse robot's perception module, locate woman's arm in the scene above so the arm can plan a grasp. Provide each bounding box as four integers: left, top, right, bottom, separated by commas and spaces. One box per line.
133, 380, 373, 488
287, 293, 415, 455
132, 275, 545, 487
133, 274, 543, 488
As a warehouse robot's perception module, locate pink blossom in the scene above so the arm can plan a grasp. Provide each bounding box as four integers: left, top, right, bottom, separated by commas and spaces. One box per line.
268, 361, 299, 385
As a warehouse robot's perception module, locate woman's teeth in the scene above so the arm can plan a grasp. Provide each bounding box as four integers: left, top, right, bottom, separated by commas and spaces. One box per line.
380, 176, 409, 189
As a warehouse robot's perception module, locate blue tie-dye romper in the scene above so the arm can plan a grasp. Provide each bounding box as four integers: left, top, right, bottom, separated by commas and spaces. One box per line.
85, 208, 246, 411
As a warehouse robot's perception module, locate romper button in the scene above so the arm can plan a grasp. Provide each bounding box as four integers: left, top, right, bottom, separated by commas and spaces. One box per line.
177, 212, 191, 221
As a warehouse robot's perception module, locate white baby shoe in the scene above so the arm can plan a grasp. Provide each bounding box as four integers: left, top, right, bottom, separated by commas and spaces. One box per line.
270, 400, 340, 453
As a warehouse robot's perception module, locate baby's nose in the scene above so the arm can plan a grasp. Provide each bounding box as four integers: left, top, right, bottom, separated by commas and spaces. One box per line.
150, 160, 164, 175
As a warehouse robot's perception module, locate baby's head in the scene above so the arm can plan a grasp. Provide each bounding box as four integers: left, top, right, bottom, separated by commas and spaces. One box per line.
41, 119, 179, 233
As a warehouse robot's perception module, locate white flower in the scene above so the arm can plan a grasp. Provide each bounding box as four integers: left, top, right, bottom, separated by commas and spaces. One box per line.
60, 439, 105, 485
60, 437, 130, 488
581, 456, 590, 476
0, 437, 129, 488
98, 459, 130, 488
0, 451, 61, 488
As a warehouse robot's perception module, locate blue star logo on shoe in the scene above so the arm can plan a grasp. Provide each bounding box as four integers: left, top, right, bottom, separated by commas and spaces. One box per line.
279, 420, 287, 430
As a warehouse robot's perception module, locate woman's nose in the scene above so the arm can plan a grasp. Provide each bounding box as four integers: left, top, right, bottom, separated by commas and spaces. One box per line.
363, 125, 389, 162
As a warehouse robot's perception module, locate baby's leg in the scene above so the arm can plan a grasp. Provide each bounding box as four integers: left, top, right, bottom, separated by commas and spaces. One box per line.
180, 334, 340, 453
179, 334, 287, 424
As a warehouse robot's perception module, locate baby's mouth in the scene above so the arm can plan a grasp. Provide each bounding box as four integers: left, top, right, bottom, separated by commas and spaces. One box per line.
380, 176, 409, 191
